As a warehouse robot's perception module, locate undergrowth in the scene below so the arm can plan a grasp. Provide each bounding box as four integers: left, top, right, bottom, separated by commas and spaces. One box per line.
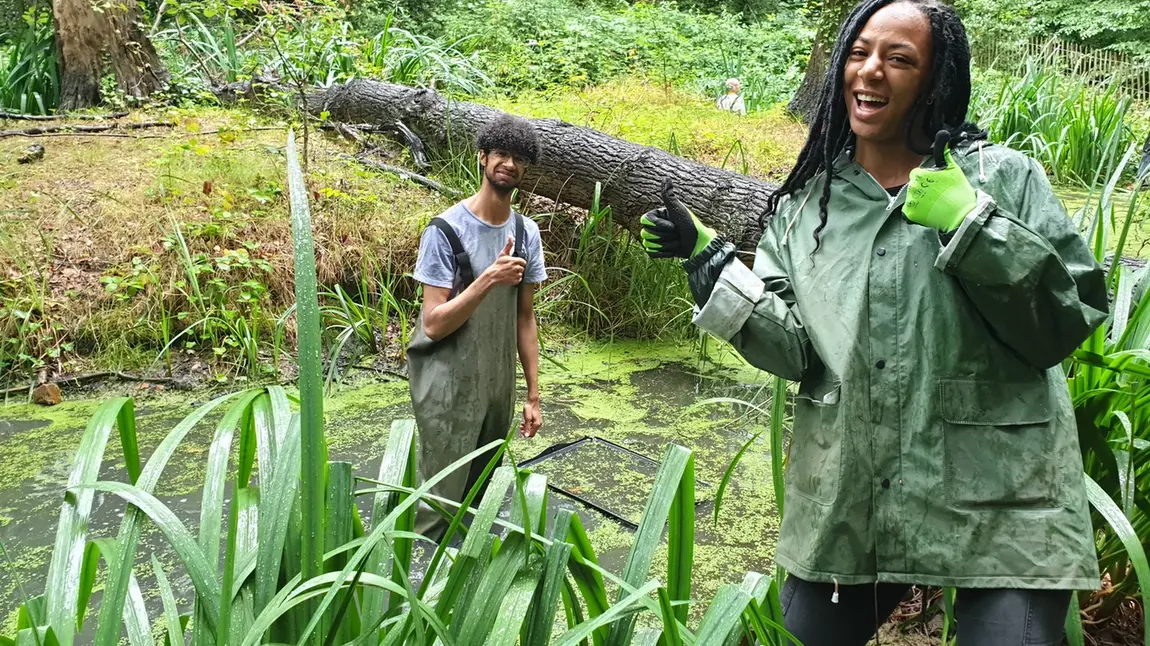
0, 3, 56, 115
0, 108, 447, 382
435, 0, 811, 105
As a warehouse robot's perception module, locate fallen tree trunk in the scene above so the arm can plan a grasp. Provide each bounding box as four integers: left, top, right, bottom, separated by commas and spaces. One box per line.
310, 80, 777, 253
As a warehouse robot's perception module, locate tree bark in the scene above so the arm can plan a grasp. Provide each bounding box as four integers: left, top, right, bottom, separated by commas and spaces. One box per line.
310, 81, 778, 254
787, 0, 853, 123
787, 35, 830, 123
51, 0, 169, 111
105, 0, 170, 102
53, 0, 104, 111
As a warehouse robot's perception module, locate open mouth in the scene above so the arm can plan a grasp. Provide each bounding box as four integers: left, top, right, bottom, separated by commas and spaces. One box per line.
853, 91, 889, 115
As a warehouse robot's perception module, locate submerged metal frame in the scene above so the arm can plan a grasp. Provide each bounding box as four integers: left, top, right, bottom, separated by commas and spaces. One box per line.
518, 436, 713, 530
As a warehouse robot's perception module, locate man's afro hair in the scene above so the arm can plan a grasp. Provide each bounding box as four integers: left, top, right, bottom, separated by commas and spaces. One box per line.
476, 114, 541, 164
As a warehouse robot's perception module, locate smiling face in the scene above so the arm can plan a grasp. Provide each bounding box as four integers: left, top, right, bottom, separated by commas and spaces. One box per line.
479, 149, 528, 193
842, 2, 933, 148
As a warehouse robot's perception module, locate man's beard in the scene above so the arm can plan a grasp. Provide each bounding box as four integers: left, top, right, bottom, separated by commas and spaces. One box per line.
485, 166, 520, 194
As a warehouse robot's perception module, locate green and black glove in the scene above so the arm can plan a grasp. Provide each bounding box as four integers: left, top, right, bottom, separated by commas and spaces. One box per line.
640, 180, 717, 259
904, 131, 978, 233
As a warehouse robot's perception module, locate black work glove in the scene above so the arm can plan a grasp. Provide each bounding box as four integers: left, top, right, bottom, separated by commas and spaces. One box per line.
639, 179, 717, 259
684, 238, 736, 306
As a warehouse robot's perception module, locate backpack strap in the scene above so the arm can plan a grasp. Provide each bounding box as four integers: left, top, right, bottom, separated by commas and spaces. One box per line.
428, 217, 475, 288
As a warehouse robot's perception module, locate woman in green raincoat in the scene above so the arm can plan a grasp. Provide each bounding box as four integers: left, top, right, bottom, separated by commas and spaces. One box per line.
640, 0, 1108, 643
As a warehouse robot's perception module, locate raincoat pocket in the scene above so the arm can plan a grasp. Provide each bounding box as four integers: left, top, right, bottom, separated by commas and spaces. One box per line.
940, 378, 1058, 508
788, 379, 843, 506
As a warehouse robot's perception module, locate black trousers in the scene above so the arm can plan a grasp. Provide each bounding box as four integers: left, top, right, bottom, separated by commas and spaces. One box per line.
780, 575, 1072, 646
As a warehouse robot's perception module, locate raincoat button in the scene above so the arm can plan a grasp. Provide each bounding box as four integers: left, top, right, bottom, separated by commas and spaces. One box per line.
881, 478, 891, 489
875, 360, 885, 369
876, 248, 886, 256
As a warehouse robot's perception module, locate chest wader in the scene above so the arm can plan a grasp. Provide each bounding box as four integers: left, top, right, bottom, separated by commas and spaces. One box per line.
407, 214, 525, 542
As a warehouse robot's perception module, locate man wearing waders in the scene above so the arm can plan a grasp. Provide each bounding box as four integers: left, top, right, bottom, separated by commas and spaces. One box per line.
407, 114, 547, 542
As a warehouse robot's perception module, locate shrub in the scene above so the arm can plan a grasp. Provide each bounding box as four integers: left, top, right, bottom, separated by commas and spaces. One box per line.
437, 0, 810, 108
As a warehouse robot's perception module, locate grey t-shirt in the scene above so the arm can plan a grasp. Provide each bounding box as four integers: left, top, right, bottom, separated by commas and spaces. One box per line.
413, 201, 547, 292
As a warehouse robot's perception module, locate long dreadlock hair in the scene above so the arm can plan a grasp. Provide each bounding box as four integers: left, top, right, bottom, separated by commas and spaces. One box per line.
763, 0, 987, 251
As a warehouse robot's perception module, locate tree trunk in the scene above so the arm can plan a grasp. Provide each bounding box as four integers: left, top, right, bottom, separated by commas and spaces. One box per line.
52, 0, 169, 111
787, 36, 830, 123
311, 81, 778, 254
52, 0, 104, 111
105, 1, 170, 102
787, 0, 853, 123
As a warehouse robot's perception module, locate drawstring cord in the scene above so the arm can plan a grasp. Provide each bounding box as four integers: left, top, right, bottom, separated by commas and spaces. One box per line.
873, 581, 882, 645
978, 142, 987, 184
831, 578, 840, 604
782, 182, 817, 246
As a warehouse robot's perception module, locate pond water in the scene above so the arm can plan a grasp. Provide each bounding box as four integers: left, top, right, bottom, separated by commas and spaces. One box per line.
0, 339, 782, 637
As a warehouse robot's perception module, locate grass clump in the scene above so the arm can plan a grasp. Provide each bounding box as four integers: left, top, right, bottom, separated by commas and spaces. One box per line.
0, 108, 449, 381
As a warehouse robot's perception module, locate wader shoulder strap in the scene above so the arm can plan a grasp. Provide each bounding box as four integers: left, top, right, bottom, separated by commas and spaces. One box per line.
428, 217, 475, 288
514, 213, 525, 259
514, 213, 527, 294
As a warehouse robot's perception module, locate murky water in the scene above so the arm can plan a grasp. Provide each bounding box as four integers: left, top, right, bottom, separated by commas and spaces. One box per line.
0, 340, 781, 636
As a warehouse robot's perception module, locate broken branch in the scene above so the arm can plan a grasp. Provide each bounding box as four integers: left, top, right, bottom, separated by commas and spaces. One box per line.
0, 110, 130, 121
342, 153, 464, 199
0, 120, 175, 138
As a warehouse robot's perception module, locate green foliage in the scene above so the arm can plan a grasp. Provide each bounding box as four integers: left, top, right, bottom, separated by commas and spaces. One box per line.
0, 3, 58, 115
675, 0, 801, 24
952, 0, 1040, 55
153, 2, 492, 97
970, 61, 1136, 187
1065, 142, 1150, 636
533, 182, 695, 340
1, 396, 802, 645
158, 218, 279, 378
437, 0, 810, 108
954, 0, 1150, 60
0, 0, 22, 40
352, 0, 459, 36
1032, 0, 1150, 59
319, 268, 416, 391
0, 224, 71, 381
0, 130, 801, 646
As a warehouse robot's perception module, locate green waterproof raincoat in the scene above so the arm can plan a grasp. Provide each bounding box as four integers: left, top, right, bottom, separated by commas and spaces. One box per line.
690, 139, 1109, 589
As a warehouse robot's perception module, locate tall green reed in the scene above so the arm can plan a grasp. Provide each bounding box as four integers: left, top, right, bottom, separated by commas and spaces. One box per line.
540, 182, 693, 340
971, 60, 1134, 187
155, 8, 491, 95
1063, 142, 1150, 644
0, 3, 59, 115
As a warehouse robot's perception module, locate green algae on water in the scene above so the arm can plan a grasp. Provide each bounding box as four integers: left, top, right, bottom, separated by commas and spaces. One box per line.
0, 337, 786, 630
